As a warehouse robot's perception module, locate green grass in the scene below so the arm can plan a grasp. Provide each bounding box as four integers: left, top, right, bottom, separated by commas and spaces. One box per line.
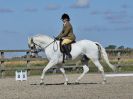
1, 59, 133, 77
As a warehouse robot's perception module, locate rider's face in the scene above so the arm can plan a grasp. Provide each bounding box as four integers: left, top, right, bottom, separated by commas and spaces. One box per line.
62, 19, 67, 23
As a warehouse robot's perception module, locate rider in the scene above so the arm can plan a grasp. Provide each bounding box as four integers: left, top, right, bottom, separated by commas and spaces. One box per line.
55, 13, 76, 59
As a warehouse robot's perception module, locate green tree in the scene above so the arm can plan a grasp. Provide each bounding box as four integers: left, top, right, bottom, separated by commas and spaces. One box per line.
118, 46, 124, 49
105, 45, 117, 49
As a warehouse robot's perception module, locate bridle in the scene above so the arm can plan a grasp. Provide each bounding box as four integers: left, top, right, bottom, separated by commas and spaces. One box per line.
31, 39, 57, 53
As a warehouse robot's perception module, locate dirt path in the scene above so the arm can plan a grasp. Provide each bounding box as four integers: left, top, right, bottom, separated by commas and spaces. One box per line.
0, 73, 133, 99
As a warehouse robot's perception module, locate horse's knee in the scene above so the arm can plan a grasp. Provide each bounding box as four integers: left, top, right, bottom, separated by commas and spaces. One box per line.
60, 68, 65, 74
42, 68, 48, 74
98, 66, 104, 72
83, 65, 89, 73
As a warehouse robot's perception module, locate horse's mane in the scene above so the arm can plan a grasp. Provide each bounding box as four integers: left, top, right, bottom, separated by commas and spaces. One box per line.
33, 34, 52, 39
33, 34, 54, 42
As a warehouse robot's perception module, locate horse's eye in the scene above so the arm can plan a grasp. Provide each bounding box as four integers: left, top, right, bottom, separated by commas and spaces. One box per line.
31, 46, 34, 49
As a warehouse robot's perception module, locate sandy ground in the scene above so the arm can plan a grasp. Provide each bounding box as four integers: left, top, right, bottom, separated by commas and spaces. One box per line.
0, 73, 133, 99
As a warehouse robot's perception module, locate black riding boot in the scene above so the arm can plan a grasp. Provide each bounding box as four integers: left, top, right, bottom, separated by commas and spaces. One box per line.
63, 45, 72, 59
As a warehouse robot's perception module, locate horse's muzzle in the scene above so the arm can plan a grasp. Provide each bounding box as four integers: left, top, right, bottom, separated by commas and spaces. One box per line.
30, 49, 38, 58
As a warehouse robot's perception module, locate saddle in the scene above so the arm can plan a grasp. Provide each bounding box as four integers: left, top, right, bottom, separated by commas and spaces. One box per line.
59, 40, 76, 63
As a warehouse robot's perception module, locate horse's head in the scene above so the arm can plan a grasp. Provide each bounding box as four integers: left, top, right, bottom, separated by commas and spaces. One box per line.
28, 37, 40, 57
28, 34, 54, 57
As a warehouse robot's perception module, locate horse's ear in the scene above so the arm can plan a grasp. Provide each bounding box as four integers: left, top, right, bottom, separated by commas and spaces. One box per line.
28, 37, 31, 44
28, 37, 33, 47
29, 37, 34, 42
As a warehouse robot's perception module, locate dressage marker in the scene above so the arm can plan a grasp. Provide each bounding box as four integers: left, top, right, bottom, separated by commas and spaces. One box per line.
105, 73, 133, 77
15, 70, 27, 81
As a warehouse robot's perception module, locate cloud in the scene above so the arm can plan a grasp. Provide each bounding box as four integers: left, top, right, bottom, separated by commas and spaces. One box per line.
90, 10, 126, 16
90, 11, 101, 15
83, 26, 110, 32
109, 20, 131, 24
24, 8, 38, 12
46, 4, 61, 10
0, 30, 19, 37
121, 4, 129, 9
82, 26, 133, 32
0, 8, 14, 13
114, 26, 133, 31
105, 14, 125, 20
71, 0, 90, 8
104, 10, 129, 24
104, 10, 127, 16
0, 30, 18, 34
89, 10, 130, 24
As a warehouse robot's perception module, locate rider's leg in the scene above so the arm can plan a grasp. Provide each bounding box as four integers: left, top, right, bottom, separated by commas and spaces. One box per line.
62, 39, 72, 59
63, 45, 72, 58
62, 38, 72, 45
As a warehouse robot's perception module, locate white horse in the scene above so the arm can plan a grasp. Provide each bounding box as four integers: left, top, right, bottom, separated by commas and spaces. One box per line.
28, 34, 115, 85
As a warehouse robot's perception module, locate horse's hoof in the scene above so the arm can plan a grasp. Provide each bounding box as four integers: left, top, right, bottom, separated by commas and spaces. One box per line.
113, 67, 117, 72
102, 80, 107, 84
40, 82, 45, 85
75, 81, 79, 85
64, 81, 68, 85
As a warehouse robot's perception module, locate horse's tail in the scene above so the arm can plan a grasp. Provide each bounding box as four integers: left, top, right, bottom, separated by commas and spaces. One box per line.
95, 42, 116, 71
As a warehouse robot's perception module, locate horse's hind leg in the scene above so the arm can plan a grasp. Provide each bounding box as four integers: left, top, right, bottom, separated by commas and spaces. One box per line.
75, 55, 89, 83
75, 65, 89, 83
92, 60, 106, 84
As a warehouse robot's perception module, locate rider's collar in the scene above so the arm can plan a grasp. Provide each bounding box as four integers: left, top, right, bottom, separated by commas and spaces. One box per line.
63, 21, 68, 26
63, 22, 66, 26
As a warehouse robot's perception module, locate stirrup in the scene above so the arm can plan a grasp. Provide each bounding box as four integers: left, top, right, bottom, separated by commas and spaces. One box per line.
65, 54, 72, 60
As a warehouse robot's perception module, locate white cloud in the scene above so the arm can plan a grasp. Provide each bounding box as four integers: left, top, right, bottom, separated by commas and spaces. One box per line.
24, 8, 38, 12
71, 0, 90, 8
0, 8, 14, 13
46, 4, 61, 10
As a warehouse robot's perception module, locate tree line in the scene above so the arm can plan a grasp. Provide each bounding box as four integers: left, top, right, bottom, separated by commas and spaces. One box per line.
105, 45, 131, 49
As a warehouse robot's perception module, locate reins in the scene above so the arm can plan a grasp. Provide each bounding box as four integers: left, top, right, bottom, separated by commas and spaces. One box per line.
33, 39, 58, 52
44, 40, 56, 49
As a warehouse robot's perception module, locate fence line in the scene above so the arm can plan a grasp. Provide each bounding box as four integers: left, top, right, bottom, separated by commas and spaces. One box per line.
0, 50, 84, 77
0, 50, 30, 77
0, 49, 133, 78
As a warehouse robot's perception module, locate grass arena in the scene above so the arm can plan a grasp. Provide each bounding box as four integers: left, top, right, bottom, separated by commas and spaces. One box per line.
0, 73, 133, 99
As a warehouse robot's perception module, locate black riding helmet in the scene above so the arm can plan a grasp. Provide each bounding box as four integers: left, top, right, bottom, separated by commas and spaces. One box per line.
61, 13, 70, 21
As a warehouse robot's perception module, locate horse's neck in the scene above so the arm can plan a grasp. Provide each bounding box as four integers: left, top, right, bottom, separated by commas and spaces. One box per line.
34, 35, 54, 48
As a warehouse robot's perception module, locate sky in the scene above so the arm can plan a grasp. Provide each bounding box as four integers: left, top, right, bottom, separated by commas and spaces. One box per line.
0, 0, 133, 51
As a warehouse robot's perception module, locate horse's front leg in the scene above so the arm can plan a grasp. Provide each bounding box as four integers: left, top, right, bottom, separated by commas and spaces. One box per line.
40, 60, 57, 85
